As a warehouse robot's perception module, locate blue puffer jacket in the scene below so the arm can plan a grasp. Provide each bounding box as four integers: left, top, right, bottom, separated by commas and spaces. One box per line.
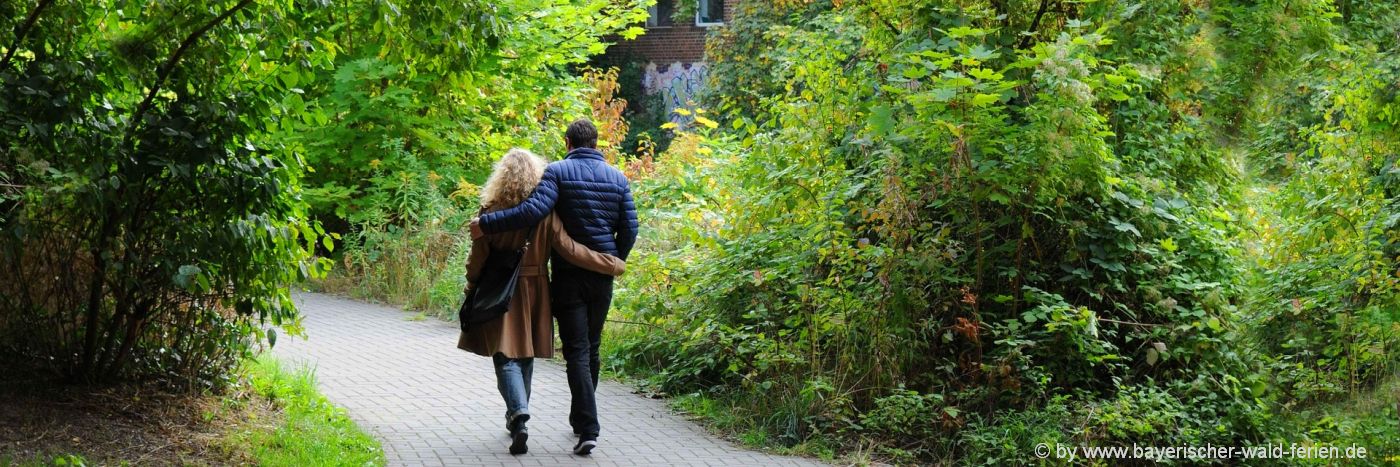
479, 148, 639, 267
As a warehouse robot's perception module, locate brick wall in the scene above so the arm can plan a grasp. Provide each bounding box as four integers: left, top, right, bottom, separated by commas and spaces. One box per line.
606, 25, 710, 63
601, 0, 738, 64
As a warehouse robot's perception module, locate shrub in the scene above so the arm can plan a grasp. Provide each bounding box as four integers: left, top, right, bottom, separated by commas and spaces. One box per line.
1248, 45, 1400, 403
0, 1, 332, 385
602, 1, 1400, 462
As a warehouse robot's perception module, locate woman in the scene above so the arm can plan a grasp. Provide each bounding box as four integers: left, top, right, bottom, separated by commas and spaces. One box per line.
457, 148, 624, 456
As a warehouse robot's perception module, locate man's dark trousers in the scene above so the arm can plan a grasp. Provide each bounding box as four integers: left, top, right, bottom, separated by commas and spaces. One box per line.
552, 268, 613, 437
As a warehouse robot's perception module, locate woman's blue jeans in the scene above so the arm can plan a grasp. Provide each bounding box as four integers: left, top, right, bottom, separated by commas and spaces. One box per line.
493, 353, 534, 421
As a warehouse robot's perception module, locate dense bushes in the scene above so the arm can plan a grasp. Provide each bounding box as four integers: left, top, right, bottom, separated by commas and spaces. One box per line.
1247, 42, 1400, 403
289, 0, 649, 227
605, 0, 1399, 462
0, 1, 336, 385
0, 0, 654, 385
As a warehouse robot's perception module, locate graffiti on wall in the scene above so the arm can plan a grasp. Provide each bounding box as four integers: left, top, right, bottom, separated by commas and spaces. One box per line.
642, 62, 708, 124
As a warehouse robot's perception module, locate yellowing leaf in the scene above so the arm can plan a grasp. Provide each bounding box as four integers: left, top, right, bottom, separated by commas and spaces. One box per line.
450, 178, 479, 200
695, 116, 719, 129
970, 93, 1000, 107
674, 108, 692, 116
660, 122, 679, 130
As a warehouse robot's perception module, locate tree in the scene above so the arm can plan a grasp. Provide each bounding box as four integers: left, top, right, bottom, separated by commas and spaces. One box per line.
0, 0, 347, 384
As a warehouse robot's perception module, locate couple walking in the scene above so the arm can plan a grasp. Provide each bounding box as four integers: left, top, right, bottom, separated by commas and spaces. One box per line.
456, 119, 638, 456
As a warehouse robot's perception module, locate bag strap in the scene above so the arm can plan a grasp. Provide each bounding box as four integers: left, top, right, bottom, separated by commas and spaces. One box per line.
519, 223, 540, 251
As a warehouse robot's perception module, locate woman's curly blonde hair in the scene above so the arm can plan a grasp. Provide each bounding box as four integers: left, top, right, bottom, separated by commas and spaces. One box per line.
479, 148, 547, 212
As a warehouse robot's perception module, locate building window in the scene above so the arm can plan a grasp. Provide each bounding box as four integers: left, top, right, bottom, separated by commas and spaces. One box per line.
646, 0, 676, 28
696, 0, 725, 27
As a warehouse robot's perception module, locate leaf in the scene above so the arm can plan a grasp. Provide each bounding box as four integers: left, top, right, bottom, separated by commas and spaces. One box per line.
967, 68, 1002, 81
970, 93, 1000, 107
1120, 3, 1144, 19
175, 265, 202, 287
267, 328, 278, 348
946, 26, 985, 39
1146, 348, 1159, 365
1111, 219, 1141, 236
927, 87, 958, 102
695, 116, 719, 129
868, 105, 894, 135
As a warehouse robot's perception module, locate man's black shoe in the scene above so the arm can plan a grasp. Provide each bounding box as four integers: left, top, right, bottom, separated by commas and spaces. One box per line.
572, 437, 597, 456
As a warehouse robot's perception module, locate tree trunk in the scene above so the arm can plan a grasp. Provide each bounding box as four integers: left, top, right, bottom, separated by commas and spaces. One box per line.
78, 216, 114, 378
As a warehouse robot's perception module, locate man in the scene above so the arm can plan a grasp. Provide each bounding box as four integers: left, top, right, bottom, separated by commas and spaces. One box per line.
470, 118, 638, 456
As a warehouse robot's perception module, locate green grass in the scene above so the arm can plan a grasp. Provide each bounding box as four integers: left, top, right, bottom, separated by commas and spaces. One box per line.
600, 320, 851, 463
1275, 375, 1400, 465
229, 356, 385, 466
0, 454, 93, 467
666, 391, 844, 462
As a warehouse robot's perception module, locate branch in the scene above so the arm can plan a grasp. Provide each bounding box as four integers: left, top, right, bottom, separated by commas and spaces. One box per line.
1016, 0, 1052, 50
873, 11, 901, 36
0, 0, 56, 70
1097, 317, 1166, 328
606, 318, 658, 327
125, 0, 256, 145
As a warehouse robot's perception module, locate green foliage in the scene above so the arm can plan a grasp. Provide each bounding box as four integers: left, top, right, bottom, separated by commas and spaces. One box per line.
0, 0, 331, 385
0, 453, 91, 467
703, 0, 835, 114
603, 54, 674, 156
607, 0, 1400, 463
289, 0, 651, 226
1208, 0, 1338, 136
309, 2, 652, 317
234, 356, 384, 466
1247, 38, 1400, 403
3, 0, 1396, 463
320, 141, 476, 316
1271, 376, 1400, 465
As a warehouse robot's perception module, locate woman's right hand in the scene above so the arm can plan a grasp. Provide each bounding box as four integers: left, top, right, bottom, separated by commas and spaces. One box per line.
611, 256, 626, 276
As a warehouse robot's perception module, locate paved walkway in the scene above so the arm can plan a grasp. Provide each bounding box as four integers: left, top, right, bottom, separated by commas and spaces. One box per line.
271, 292, 825, 466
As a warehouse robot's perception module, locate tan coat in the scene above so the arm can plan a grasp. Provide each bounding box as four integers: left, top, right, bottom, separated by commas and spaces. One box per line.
457, 213, 624, 358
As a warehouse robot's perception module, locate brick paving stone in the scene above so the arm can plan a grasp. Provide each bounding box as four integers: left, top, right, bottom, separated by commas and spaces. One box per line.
271, 293, 828, 467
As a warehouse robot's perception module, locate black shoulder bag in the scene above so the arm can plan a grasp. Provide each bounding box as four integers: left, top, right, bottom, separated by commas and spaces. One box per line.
459, 225, 537, 330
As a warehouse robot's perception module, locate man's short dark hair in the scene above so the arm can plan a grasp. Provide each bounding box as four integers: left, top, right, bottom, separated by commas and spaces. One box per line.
565, 118, 598, 149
